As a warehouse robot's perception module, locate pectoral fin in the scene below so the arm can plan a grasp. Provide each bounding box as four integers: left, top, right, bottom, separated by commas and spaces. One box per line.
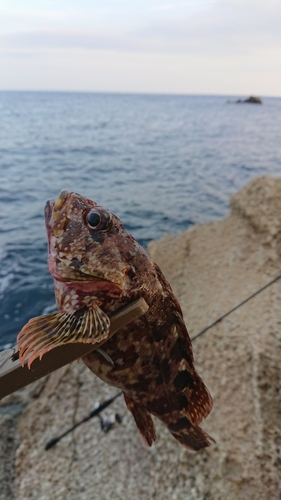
17, 304, 110, 369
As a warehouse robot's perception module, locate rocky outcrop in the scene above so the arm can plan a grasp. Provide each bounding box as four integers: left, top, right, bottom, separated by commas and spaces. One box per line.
1, 176, 281, 499
236, 96, 262, 104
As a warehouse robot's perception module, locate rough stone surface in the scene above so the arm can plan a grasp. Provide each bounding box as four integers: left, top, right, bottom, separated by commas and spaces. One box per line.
1, 175, 281, 499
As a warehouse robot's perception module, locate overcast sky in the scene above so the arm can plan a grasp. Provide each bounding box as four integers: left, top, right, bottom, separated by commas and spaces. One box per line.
1, 0, 281, 96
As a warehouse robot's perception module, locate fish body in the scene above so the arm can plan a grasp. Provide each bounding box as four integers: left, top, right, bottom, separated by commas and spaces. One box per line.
17, 190, 214, 451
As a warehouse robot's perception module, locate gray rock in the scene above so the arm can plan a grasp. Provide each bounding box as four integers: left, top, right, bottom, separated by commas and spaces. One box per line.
235, 96, 262, 104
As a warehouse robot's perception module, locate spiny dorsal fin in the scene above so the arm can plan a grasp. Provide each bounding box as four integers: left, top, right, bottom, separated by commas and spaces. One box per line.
17, 304, 110, 369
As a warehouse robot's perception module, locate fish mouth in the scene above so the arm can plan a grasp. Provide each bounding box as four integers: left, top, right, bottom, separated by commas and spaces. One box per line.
65, 277, 122, 295
49, 258, 123, 295
49, 258, 123, 290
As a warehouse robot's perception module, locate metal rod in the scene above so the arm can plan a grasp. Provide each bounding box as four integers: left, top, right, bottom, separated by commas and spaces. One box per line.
191, 273, 281, 341
45, 392, 122, 450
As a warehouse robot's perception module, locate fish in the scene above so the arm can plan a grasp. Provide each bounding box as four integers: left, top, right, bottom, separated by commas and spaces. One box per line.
17, 190, 214, 451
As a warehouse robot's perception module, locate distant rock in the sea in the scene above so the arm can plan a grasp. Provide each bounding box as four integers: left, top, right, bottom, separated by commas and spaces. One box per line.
236, 95, 262, 104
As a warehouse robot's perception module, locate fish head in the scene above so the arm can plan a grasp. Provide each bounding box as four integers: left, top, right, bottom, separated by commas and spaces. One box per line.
45, 190, 147, 297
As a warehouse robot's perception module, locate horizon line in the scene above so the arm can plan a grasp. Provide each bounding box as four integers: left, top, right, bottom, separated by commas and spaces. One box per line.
0, 89, 280, 99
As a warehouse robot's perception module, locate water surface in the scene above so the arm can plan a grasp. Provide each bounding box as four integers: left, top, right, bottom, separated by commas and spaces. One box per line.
1, 91, 280, 348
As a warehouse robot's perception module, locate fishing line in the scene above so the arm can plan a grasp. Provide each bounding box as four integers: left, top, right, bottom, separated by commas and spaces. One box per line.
191, 273, 281, 342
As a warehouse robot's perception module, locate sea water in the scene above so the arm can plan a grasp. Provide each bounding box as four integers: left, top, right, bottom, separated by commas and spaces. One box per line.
0, 91, 280, 348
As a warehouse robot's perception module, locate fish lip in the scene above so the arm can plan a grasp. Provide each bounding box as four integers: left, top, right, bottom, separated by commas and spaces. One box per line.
53, 272, 123, 294
54, 273, 115, 284
44, 199, 55, 228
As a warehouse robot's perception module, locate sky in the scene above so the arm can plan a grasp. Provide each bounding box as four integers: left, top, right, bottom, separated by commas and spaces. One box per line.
1, 0, 281, 96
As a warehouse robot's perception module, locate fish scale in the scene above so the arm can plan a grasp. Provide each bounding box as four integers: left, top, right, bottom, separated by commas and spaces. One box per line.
17, 190, 214, 451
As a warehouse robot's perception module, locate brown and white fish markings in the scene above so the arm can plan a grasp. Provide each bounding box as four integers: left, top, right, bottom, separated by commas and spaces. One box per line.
17, 190, 214, 451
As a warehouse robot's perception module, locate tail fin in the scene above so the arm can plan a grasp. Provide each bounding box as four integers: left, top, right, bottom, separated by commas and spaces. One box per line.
169, 420, 215, 451
167, 371, 214, 450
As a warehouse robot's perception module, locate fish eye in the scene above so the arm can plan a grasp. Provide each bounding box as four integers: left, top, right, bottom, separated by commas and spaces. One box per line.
86, 208, 112, 232
87, 211, 101, 228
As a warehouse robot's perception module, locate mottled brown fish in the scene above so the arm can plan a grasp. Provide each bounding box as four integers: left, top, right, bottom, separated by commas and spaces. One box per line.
17, 190, 214, 451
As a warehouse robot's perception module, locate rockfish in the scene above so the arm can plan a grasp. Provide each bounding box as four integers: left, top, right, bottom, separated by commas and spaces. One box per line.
17, 190, 214, 451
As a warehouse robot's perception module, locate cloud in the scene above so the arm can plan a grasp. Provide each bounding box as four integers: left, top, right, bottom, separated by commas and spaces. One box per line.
1, 45, 280, 96
1, 1, 280, 57
2, 31, 133, 52
1, 0, 280, 95
139, 1, 281, 53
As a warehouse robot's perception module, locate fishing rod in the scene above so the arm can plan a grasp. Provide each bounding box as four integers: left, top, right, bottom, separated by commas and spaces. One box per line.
45, 391, 122, 450
191, 272, 281, 341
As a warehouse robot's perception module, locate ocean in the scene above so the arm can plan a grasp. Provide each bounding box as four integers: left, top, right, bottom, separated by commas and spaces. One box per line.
0, 91, 280, 350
